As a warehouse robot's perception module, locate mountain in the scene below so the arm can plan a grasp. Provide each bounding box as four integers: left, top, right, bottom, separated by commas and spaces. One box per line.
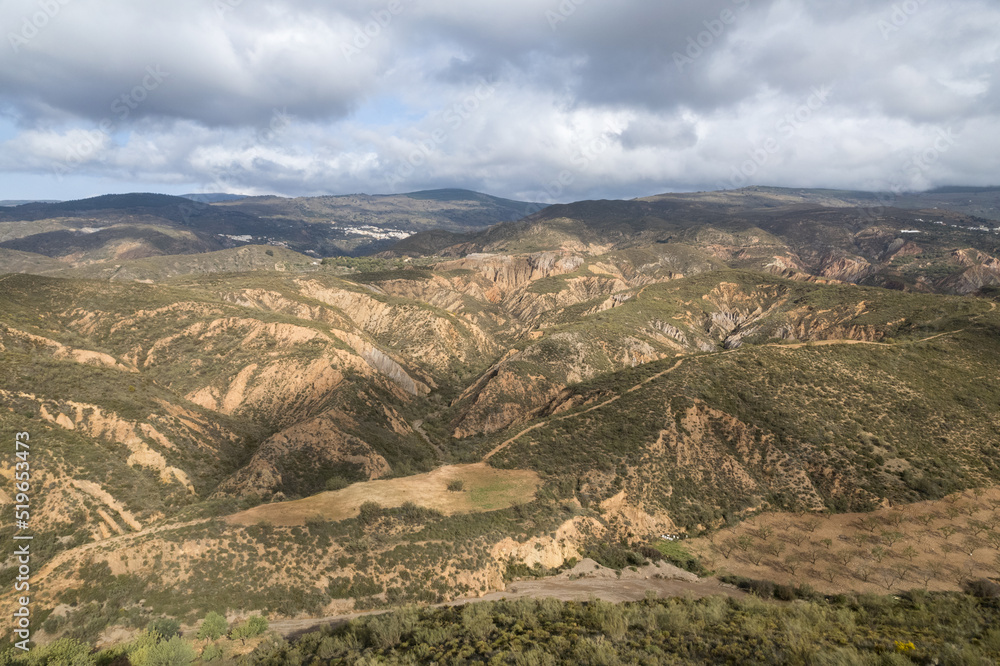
396, 187, 1000, 296
180, 193, 248, 203
0, 189, 546, 269
1, 186, 999, 650
211, 188, 544, 235
0, 200, 61, 207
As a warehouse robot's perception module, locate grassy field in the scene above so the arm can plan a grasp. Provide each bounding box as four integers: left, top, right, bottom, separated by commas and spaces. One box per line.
226, 464, 540, 526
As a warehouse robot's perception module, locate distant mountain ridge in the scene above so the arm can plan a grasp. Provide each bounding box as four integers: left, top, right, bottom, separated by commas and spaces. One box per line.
0, 188, 547, 266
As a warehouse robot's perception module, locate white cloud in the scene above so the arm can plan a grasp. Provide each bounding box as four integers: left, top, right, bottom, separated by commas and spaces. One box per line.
0, 0, 998, 200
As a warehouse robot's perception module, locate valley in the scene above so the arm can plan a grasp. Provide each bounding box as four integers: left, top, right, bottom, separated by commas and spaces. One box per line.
1, 186, 999, 658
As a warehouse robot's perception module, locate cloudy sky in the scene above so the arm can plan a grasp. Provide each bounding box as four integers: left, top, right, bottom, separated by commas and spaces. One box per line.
1, 0, 998, 203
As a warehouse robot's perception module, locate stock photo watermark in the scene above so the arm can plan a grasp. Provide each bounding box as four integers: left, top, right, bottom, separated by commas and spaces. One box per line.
673, 0, 750, 72
52, 65, 170, 179
529, 122, 620, 207
215, 0, 243, 20
878, 0, 930, 40
721, 85, 833, 189
860, 126, 959, 221
342, 0, 409, 61
180, 108, 292, 222
546, 0, 588, 31
384, 79, 498, 191
8, 0, 73, 53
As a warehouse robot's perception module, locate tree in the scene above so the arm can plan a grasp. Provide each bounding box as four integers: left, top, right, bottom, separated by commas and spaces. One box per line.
147, 618, 181, 640
960, 536, 985, 556
129, 632, 196, 666
879, 530, 904, 547
197, 611, 229, 641
967, 520, 989, 537
717, 537, 739, 559
231, 615, 269, 644
819, 567, 839, 583
358, 501, 384, 526
786, 532, 808, 547
883, 512, 905, 527
31, 638, 96, 666
831, 550, 854, 567
856, 516, 880, 533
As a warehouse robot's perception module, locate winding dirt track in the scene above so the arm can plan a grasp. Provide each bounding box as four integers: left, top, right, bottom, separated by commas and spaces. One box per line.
481, 326, 970, 463
482, 359, 686, 462
33, 518, 212, 585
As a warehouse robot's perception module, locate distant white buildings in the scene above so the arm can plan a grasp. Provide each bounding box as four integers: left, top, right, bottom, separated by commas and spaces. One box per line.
342, 225, 412, 240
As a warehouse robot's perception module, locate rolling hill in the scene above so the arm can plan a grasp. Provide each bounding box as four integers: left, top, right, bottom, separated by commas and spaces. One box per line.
1, 186, 999, 652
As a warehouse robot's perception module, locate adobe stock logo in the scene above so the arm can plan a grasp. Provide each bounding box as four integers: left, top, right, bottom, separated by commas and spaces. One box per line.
52, 65, 170, 180
8, 0, 73, 53
342, 0, 409, 62
546, 0, 588, 32
384, 79, 498, 191
673, 0, 750, 72
721, 85, 833, 190
878, 0, 930, 40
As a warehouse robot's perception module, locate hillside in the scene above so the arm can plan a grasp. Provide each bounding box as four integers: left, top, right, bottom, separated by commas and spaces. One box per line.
0, 189, 545, 269
1, 187, 999, 652
400, 188, 1000, 296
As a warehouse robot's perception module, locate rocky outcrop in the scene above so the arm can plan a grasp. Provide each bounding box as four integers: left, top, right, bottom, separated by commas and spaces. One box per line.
819, 254, 875, 283
214, 410, 394, 498
31, 397, 196, 492
942, 249, 1000, 294
0, 324, 136, 372
634, 400, 828, 515
491, 516, 601, 569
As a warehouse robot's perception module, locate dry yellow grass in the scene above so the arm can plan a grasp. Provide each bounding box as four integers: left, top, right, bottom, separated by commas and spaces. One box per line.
687, 487, 1000, 594
225, 463, 541, 526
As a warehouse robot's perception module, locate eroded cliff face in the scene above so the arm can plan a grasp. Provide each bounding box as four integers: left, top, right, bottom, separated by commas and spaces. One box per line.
942, 248, 1000, 294
642, 401, 827, 513
491, 516, 601, 569
0, 324, 137, 372
213, 411, 394, 498
449, 330, 673, 438
295, 278, 498, 374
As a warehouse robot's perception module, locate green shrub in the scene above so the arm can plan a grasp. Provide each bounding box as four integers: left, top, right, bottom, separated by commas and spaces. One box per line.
196, 612, 228, 641
357, 501, 384, 526
231, 614, 269, 644
127, 631, 196, 666
145, 618, 180, 640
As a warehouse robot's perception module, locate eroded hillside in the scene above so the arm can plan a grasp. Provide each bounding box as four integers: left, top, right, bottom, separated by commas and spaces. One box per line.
2, 191, 1000, 647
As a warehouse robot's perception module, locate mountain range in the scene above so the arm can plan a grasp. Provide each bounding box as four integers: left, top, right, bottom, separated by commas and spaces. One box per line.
1, 185, 999, 650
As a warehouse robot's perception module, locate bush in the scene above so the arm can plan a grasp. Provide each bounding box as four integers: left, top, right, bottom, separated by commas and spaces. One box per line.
27, 637, 96, 665
585, 543, 646, 570
201, 642, 226, 663
146, 617, 180, 639
231, 614, 269, 643
964, 579, 1000, 599
447, 480, 465, 492
196, 611, 228, 641
127, 631, 196, 666
358, 501, 384, 526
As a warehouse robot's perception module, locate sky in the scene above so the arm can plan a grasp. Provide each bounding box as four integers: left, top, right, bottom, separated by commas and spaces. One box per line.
0, 0, 998, 203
